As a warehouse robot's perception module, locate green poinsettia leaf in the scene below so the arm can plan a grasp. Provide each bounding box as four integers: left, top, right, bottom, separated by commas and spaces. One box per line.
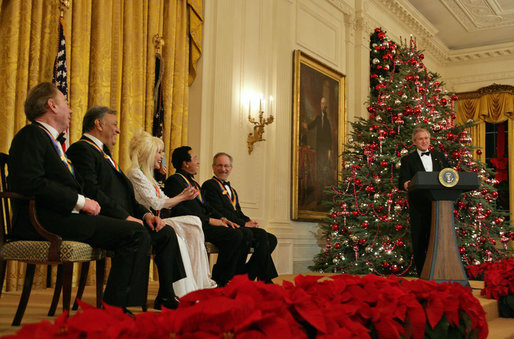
425, 315, 449, 339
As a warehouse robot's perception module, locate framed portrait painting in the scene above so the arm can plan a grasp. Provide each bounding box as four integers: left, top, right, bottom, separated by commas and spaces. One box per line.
291, 50, 346, 221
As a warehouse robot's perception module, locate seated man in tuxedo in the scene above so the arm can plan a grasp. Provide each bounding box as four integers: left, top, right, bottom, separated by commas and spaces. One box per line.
398, 127, 449, 276
163, 146, 246, 287
202, 153, 278, 283
8, 82, 150, 311
67, 106, 184, 309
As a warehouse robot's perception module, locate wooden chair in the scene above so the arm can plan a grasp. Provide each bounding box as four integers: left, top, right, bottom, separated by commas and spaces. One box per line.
0, 152, 105, 325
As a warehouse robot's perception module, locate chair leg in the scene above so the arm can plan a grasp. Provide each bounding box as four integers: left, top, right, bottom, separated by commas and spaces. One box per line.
72, 262, 90, 310
0, 260, 6, 298
46, 264, 52, 288
62, 262, 73, 314
95, 258, 105, 308
48, 265, 62, 316
141, 255, 151, 312
12, 263, 35, 326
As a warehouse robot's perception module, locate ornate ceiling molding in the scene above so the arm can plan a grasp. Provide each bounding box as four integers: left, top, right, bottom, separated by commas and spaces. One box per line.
441, 0, 514, 31
373, 0, 514, 65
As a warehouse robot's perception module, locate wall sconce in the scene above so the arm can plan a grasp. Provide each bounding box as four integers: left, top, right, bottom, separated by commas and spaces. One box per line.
247, 94, 274, 154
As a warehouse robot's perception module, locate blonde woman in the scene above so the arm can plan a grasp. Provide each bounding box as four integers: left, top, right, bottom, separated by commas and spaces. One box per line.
127, 131, 216, 296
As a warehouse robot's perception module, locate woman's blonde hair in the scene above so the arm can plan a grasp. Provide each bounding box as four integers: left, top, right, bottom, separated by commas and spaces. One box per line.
129, 130, 164, 186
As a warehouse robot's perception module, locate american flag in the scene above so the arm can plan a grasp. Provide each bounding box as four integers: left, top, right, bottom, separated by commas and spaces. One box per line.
153, 53, 166, 184
53, 17, 69, 149
152, 53, 164, 138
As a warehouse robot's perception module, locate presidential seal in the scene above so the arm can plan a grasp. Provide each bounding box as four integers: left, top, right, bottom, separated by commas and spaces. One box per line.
439, 168, 459, 188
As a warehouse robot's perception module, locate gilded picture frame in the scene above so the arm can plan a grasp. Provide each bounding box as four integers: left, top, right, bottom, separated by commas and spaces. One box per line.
291, 50, 346, 221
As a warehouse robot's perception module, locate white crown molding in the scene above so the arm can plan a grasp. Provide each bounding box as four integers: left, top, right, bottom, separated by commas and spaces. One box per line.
374, 0, 439, 36
446, 42, 514, 62
448, 70, 514, 87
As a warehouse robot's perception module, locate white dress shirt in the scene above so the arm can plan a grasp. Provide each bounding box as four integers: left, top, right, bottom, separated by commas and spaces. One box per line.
417, 149, 433, 172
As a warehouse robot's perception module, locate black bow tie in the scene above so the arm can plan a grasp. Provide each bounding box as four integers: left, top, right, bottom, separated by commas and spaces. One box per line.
103, 145, 112, 156
421, 151, 430, 157
56, 132, 66, 144
223, 181, 231, 187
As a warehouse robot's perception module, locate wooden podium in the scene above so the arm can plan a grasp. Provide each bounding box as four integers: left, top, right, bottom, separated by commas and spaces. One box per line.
409, 171, 479, 286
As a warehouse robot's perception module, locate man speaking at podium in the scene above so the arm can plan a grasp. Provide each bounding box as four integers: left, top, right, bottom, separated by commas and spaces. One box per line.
398, 127, 449, 276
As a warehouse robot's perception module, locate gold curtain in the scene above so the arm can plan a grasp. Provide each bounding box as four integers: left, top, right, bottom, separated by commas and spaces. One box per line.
0, 0, 202, 291
456, 85, 514, 222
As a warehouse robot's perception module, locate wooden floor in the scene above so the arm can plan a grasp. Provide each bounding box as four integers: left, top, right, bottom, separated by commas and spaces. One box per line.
0, 274, 512, 338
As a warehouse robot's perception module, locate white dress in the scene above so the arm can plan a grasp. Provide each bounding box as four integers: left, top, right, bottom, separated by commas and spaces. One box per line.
127, 168, 215, 297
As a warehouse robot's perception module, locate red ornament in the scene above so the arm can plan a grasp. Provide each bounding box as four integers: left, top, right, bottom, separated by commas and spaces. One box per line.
476, 149, 482, 155
335, 243, 341, 249
380, 160, 388, 168
367, 106, 376, 113
440, 98, 448, 106
362, 221, 369, 228
331, 224, 339, 231
365, 186, 376, 193
352, 211, 359, 217
382, 261, 389, 268
491, 191, 498, 198
354, 179, 362, 186
395, 224, 403, 231
452, 151, 460, 159
419, 54, 424, 60
446, 133, 455, 140
459, 247, 465, 254
395, 239, 404, 247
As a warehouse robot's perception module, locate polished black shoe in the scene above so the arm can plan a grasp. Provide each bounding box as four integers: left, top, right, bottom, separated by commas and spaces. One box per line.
153, 296, 179, 310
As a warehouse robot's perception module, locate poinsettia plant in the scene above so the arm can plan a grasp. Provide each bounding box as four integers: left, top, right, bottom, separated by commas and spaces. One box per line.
6, 274, 488, 339
467, 258, 514, 300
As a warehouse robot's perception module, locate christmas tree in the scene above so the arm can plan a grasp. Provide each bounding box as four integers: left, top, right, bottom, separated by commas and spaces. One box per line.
311, 28, 510, 276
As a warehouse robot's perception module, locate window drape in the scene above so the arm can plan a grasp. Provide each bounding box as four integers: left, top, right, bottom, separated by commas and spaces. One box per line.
456, 85, 514, 222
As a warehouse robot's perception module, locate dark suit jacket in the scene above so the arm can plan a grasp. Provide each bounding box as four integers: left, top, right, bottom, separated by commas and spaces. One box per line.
8, 123, 90, 240
66, 136, 149, 220
201, 177, 250, 227
163, 170, 221, 227
398, 149, 448, 206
